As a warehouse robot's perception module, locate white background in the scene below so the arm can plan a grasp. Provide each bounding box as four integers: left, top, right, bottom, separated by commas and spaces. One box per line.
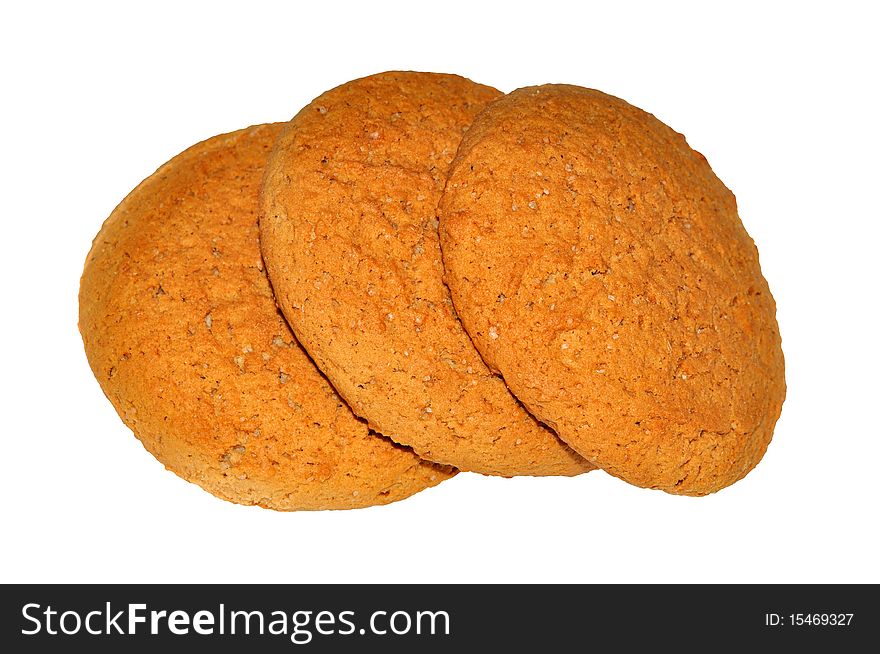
2, 1, 878, 584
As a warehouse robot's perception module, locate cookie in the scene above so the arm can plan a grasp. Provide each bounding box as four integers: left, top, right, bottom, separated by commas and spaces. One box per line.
440, 85, 785, 495
79, 124, 453, 511
261, 72, 590, 476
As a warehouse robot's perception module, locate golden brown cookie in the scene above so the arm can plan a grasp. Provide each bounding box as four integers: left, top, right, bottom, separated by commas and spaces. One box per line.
440, 85, 785, 495
261, 72, 590, 476
79, 124, 453, 510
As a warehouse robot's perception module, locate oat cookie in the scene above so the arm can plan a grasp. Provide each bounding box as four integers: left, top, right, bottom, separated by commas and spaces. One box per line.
440, 85, 785, 495
261, 72, 590, 476
79, 124, 453, 510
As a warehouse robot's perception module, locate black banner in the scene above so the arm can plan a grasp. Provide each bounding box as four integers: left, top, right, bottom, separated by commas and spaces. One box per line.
1, 584, 875, 651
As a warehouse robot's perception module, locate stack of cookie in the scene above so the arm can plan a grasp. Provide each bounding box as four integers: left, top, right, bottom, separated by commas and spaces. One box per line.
79, 71, 785, 510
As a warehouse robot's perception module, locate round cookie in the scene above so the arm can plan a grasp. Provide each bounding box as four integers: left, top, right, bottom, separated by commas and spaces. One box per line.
79, 124, 453, 511
440, 85, 785, 495
261, 72, 590, 476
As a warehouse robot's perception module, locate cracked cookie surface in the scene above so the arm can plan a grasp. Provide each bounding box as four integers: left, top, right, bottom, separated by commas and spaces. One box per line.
261, 72, 590, 476
440, 85, 785, 495
79, 124, 453, 510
